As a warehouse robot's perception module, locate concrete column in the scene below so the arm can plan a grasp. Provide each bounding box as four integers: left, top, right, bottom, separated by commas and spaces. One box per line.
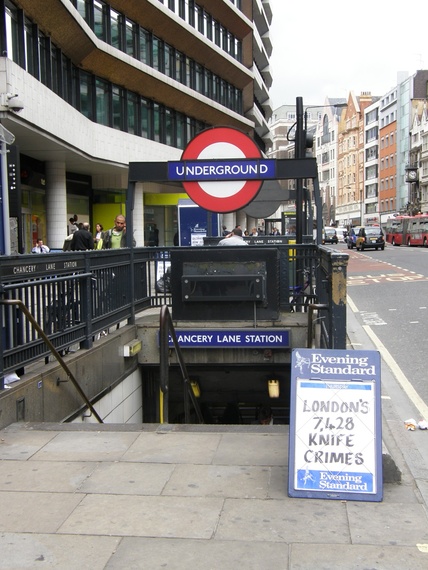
133, 182, 144, 247
236, 211, 247, 231
222, 213, 234, 233
45, 161, 67, 250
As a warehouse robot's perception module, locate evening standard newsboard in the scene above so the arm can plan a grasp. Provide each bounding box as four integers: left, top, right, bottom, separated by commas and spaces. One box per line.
288, 349, 382, 502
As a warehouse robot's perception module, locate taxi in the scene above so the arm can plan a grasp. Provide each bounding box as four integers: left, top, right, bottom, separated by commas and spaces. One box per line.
355, 225, 385, 251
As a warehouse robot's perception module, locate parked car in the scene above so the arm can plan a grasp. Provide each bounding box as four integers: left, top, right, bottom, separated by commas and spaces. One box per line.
346, 226, 362, 249
356, 226, 385, 251
322, 227, 338, 244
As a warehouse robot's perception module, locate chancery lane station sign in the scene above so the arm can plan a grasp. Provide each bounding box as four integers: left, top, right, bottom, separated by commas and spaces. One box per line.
288, 349, 383, 502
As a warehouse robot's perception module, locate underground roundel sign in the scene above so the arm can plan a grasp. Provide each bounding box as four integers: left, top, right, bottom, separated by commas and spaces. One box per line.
168, 127, 272, 213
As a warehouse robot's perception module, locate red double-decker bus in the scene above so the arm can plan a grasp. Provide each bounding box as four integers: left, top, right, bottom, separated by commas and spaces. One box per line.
385, 214, 428, 246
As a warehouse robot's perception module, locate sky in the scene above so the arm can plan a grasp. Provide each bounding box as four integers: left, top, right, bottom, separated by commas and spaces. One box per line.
268, 0, 427, 109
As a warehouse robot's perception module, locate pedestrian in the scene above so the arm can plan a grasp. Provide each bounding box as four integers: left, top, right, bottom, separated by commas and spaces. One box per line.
221, 225, 229, 236
217, 227, 248, 246
257, 405, 273, 425
32, 238, 50, 253
70, 222, 94, 250
103, 214, 134, 248
94, 223, 104, 249
68, 217, 78, 234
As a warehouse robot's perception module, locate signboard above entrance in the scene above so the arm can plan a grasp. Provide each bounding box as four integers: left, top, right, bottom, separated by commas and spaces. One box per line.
170, 126, 268, 213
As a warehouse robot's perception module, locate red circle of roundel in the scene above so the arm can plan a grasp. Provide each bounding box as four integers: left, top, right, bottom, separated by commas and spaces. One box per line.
181, 126, 263, 213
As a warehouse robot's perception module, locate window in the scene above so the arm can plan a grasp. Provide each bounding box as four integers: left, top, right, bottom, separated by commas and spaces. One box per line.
94, 0, 107, 41
79, 70, 93, 120
127, 92, 139, 134
112, 85, 124, 130
38, 30, 49, 86
110, 8, 121, 49
96, 78, 110, 126
139, 29, 150, 65
125, 19, 137, 57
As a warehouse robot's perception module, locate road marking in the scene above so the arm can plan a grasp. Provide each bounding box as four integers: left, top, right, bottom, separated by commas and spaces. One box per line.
363, 325, 428, 420
348, 296, 428, 419
360, 311, 387, 326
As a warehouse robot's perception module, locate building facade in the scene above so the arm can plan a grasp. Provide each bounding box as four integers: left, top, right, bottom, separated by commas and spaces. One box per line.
0, 0, 273, 254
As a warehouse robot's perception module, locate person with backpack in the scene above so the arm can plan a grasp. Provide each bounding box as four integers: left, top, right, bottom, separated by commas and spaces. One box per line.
102, 215, 128, 249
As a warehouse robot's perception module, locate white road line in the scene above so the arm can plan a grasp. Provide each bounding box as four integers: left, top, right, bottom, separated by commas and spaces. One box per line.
363, 325, 428, 419
348, 295, 428, 419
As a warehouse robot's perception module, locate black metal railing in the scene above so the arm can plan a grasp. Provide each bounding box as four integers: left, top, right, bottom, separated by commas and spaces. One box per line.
0, 244, 348, 389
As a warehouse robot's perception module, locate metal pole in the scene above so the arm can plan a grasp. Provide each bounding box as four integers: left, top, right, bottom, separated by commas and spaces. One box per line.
295, 97, 305, 245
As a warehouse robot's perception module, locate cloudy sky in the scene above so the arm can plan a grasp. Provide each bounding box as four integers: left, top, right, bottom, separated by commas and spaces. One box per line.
268, 0, 426, 109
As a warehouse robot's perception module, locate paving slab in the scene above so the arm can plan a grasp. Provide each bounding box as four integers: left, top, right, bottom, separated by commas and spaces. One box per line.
0, 429, 59, 460
0, 491, 84, 533
0, 533, 121, 570
122, 431, 221, 463
347, 501, 428, 546
104, 537, 290, 570
78, 461, 175, 495
162, 464, 271, 498
0, 460, 97, 492
30, 431, 140, 462
58, 494, 224, 539
289, 543, 428, 570
215, 497, 351, 543
213, 432, 288, 466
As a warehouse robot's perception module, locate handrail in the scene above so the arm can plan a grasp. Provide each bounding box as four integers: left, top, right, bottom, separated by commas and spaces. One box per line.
159, 305, 204, 424
307, 303, 328, 348
0, 299, 103, 423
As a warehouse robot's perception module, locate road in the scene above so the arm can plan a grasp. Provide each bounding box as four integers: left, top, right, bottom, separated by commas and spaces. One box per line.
333, 240, 428, 412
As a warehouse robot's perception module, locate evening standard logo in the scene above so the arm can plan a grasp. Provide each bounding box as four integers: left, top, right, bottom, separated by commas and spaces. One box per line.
294, 351, 376, 376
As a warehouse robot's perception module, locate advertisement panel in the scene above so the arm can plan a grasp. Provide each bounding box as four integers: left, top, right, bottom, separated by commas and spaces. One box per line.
288, 349, 383, 502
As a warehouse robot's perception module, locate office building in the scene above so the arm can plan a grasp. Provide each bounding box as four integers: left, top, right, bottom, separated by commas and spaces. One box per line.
0, 0, 273, 253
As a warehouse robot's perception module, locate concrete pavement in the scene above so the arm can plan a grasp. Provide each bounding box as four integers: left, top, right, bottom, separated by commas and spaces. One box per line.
0, 304, 428, 568
0, 419, 428, 569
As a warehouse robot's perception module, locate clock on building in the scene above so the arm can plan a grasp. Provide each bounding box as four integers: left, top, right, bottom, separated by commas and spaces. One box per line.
407, 169, 418, 181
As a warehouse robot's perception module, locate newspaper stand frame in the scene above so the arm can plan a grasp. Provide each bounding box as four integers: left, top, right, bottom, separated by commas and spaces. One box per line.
288, 348, 383, 502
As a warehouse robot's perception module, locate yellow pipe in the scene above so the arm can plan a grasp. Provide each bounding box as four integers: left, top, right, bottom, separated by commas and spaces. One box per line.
159, 389, 164, 424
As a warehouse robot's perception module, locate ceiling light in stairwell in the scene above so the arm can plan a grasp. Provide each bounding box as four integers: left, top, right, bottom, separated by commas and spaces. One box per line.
268, 379, 280, 398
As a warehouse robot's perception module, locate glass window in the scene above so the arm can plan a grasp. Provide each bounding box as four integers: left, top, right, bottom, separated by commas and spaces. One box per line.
153, 103, 161, 142
51, 45, 60, 95
94, 0, 107, 41
125, 19, 136, 57
176, 112, 184, 149
165, 44, 173, 78
152, 36, 160, 71
110, 8, 121, 49
141, 97, 151, 139
175, 51, 183, 83
79, 70, 93, 120
62, 54, 72, 104
112, 85, 124, 130
24, 19, 35, 76
178, 0, 185, 19
95, 78, 109, 125
5, 3, 21, 64
140, 29, 150, 65
127, 92, 139, 134
38, 30, 48, 86
206, 14, 213, 40
75, 0, 90, 22
195, 63, 203, 93
165, 108, 174, 146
